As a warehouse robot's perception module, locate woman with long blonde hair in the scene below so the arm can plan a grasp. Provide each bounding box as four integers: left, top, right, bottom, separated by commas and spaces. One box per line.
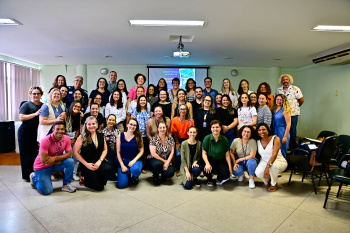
220, 78, 238, 108
271, 94, 291, 158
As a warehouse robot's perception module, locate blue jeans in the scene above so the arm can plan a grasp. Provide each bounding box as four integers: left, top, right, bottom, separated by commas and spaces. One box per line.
32, 158, 74, 195
106, 149, 118, 180
232, 158, 257, 177
222, 128, 236, 147
176, 137, 186, 170
290, 115, 298, 148
117, 159, 143, 189
184, 166, 201, 190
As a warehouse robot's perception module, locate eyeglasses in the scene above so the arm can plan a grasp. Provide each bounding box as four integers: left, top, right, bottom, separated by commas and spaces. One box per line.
31, 93, 41, 95
74, 79, 83, 83
204, 99, 211, 102
250, 96, 257, 99
276, 99, 283, 101
242, 130, 251, 134
204, 81, 212, 83
73, 105, 81, 109
129, 123, 137, 127
179, 109, 187, 111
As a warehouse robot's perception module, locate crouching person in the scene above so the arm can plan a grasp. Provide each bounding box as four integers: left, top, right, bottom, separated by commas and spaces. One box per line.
30, 122, 76, 195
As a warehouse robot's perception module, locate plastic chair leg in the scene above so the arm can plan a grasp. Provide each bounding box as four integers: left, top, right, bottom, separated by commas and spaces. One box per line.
302, 171, 306, 182
311, 171, 317, 194
324, 180, 335, 208
337, 183, 343, 198
288, 169, 293, 186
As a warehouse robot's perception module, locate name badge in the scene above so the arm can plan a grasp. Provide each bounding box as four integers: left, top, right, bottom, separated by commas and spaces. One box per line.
203, 122, 207, 128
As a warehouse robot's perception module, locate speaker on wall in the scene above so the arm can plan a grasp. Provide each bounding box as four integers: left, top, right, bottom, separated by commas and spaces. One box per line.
0, 121, 16, 153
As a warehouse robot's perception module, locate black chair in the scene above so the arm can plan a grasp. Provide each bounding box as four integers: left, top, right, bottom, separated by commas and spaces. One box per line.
323, 154, 350, 208
288, 135, 338, 194
330, 135, 350, 166
298, 130, 337, 146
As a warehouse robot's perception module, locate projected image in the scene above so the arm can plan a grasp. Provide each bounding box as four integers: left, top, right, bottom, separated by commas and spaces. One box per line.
179, 69, 195, 89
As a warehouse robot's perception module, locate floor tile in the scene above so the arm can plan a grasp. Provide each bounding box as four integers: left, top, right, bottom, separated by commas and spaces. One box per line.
168, 191, 294, 233
0, 211, 48, 233
31, 190, 162, 232
275, 209, 350, 233
0, 189, 28, 220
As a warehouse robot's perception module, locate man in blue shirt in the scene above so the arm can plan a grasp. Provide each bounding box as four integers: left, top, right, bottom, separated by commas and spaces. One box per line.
66, 76, 88, 109
107, 71, 118, 93
203, 77, 218, 105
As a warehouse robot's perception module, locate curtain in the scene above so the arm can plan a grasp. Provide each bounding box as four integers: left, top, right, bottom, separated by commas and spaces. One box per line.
10, 64, 31, 121
0, 61, 7, 120
32, 69, 41, 87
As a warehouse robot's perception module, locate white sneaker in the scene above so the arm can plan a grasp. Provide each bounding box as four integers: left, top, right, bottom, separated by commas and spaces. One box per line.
219, 177, 230, 185
244, 171, 249, 179
238, 175, 244, 182
29, 172, 36, 189
62, 183, 77, 193
249, 179, 255, 189
207, 181, 214, 187
72, 174, 80, 181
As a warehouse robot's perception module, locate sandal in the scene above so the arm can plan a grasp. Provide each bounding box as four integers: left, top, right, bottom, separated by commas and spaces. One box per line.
142, 170, 147, 174
79, 176, 85, 186
268, 184, 278, 192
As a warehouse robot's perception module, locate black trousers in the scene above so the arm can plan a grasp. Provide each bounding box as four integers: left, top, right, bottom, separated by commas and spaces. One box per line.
203, 158, 230, 182
84, 160, 114, 191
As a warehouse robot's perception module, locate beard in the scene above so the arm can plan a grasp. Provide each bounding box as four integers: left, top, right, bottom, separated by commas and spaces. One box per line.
283, 83, 290, 88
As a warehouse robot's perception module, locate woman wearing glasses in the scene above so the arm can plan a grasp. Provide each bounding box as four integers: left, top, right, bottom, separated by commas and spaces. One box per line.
194, 95, 217, 142
18, 86, 44, 182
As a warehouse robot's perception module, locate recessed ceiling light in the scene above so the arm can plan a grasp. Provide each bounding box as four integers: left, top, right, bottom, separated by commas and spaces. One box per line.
105, 56, 112, 58
311, 25, 350, 32
274, 58, 282, 60
224, 57, 232, 59
0, 18, 22, 25
55, 56, 63, 58
129, 20, 206, 27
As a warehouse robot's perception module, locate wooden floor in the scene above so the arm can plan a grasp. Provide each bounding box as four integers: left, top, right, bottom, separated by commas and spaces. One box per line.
0, 152, 21, 165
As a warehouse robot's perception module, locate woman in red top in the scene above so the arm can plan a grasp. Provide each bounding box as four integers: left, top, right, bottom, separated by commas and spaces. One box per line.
257, 82, 274, 111
171, 104, 195, 176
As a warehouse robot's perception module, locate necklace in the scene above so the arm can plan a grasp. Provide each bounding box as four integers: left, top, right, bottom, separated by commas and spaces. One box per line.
91, 133, 97, 148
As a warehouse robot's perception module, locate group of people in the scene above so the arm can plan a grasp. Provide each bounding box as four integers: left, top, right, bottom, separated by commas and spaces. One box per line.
18, 71, 304, 195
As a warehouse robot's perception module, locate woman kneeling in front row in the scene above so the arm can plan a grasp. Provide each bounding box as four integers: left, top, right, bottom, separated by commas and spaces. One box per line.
147, 121, 175, 185
181, 127, 202, 189
231, 125, 258, 189
74, 116, 114, 191
116, 118, 144, 188
202, 120, 232, 187
255, 123, 288, 192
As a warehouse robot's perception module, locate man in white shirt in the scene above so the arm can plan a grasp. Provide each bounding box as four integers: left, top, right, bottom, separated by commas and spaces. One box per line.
275, 74, 304, 149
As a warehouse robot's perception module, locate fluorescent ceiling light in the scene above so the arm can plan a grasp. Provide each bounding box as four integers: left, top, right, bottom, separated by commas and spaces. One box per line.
311, 25, 350, 32
0, 18, 22, 25
129, 20, 205, 27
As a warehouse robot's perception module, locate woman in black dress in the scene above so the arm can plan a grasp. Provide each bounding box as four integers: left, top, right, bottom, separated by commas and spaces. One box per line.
194, 95, 217, 142
74, 116, 113, 191
18, 86, 43, 181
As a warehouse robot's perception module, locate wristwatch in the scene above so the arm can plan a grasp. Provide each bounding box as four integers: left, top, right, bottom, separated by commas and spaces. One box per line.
268, 162, 273, 166
99, 158, 103, 162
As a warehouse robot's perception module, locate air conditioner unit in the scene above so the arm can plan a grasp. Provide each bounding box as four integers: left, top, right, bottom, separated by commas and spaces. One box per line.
312, 43, 350, 65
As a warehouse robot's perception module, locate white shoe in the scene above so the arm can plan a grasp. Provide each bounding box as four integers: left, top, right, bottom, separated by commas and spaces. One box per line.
249, 179, 255, 189
231, 174, 236, 179
73, 174, 80, 181
238, 175, 244, 182
29, 172, 36, 189
244, 171, 249, 179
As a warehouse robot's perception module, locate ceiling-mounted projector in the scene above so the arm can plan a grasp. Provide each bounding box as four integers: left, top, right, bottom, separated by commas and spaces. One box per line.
173, 36, 190, 58
173, 51, 190, 58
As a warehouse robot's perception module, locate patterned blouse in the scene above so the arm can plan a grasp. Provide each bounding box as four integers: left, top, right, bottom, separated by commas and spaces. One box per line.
275, 85, 303, 116
130, 108, 151, 137
100, 127, 120, 151
148, 135, 175, 159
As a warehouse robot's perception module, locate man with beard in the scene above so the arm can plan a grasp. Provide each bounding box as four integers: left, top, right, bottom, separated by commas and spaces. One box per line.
275, 74, 304, 149
190, 87, 204, 119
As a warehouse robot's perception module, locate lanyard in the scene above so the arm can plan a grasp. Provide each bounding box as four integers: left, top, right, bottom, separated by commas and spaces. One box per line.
55, 139, 63, 156
204, 110, 209, 122
241, 141, 248, 158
